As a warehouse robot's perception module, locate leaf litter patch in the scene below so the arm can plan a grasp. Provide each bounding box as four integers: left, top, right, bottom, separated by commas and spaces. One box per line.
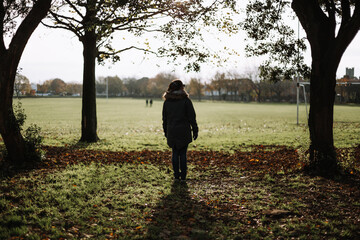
40, 144, 360, 176
40, 145, 304, 176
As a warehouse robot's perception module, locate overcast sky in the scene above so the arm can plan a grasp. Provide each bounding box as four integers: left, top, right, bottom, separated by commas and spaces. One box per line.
16, 8, 360, 84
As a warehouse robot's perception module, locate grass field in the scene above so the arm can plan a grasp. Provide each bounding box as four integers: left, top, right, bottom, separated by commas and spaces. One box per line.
1, 98, 360, 239
13, 97, 360, 151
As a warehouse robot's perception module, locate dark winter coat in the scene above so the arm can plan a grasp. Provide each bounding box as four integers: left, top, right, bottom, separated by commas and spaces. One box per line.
162, 90, 198, 150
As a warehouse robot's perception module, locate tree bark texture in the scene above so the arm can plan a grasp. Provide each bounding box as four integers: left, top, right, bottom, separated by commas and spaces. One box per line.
292, 0, 360, 174
79, 29, 99, 142
0, 0, 51, 164
0, 57, 27, 164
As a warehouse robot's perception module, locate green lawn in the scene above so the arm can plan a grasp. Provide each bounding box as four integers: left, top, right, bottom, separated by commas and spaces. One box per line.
15, 97, 360, 151
1, 151, 359, 239
1, 98, 359, 239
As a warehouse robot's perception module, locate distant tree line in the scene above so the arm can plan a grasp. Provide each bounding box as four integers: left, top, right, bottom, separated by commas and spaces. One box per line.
37, 78, 82, 96
95, 72, 300, 102
187, 72, 303, 103
95, 72, 178, 98
335, 84, 360, 103
335, 76, 360, 103
16, 72, 360, 103
95, 72, 360, 104
15, 75, 82, 96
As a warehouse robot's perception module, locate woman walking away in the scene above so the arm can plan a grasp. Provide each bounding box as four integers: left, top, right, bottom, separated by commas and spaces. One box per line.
162, 79, 198, 181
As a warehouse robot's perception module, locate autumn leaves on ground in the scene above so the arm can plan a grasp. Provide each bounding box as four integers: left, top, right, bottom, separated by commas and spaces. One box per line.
1, 144, 360, 239
1, 99, 360, 239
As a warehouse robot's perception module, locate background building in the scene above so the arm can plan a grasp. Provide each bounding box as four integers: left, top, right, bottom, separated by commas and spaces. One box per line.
345, 67, 355, 78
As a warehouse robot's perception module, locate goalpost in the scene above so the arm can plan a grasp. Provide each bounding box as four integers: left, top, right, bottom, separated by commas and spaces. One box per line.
296, 77, 309, 125
296, 79, 360, 125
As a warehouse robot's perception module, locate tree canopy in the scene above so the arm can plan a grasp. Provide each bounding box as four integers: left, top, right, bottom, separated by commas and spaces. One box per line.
242, 0, 310, 81
45, 0, 238, 71
14, 74, 31, 96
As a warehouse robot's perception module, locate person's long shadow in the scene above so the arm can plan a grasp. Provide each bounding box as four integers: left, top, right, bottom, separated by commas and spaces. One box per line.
146, 181, 215, 239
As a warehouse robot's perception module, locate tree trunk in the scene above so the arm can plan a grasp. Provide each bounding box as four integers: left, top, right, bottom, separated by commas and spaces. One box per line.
308, 62, 338, 174
0, 60, 27, 164
257, 88, 261, 102
291, 0, 360, 175
79, 29, 99, 142
0, 0, 51, 165
306, 30, 340, 175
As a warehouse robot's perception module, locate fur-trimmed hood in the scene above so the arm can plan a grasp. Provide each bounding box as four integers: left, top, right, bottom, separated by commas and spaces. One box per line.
163, 89, 189, 100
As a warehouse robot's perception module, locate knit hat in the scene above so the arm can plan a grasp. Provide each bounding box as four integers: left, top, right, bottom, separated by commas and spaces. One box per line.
167, 79, 185, 92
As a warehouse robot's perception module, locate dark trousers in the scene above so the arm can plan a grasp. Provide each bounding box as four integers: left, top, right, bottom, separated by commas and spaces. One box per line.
172, 145, 188, 180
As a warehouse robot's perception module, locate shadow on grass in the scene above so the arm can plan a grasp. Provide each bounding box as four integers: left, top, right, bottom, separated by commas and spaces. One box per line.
70, 140, 92, 149
0, 148, 42, 179
146, 181, 215, 239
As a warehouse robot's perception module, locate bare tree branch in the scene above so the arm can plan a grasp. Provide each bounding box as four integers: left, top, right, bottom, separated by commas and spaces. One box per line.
47, 10, 84, 38
41, 20, 84, 39
99, 45, 158, 56
65, 0, 85, 19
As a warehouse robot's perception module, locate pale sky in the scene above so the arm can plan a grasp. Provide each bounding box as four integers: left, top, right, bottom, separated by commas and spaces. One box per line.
19, 24, 260, 84
17, 8, 360, 84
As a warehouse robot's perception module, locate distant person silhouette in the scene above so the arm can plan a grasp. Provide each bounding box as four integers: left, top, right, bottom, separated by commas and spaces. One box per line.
146, 99, 149, 107
150, 99, 153, 107
162, 79, 198, 181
